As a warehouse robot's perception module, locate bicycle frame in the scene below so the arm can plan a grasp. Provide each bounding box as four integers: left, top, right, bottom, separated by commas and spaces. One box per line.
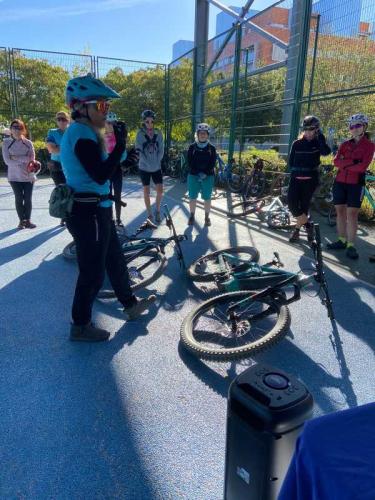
220, 224, 334, 320
363, 174, 375, 209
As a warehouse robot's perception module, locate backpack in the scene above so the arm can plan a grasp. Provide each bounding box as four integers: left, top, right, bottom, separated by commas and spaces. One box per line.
49, 184, 74, 219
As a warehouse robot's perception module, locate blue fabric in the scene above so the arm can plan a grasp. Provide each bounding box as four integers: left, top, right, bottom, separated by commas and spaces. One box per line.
196, 140, 209, 148
46, 128, 65, 161
278, 403, 375, 500
60, 122, 111, 208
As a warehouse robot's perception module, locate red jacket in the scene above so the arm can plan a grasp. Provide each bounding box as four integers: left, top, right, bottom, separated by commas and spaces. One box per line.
333, 136, 375, 185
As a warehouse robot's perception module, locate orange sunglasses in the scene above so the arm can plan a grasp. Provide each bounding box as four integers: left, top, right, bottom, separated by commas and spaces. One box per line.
85, 100, 111, 114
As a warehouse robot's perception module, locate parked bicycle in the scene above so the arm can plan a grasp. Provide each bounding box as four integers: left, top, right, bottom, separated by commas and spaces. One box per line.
63, 205, 187, 295
214, 153, 246, 193
180, 224, 334, 361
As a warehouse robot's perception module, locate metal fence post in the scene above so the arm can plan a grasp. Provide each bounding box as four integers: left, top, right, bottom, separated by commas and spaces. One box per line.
239, 47, 249, 164
307, 14, 320, 115
228, 23, 243, 161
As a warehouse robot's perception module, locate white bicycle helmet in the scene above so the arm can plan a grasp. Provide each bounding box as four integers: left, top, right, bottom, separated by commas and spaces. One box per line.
106, 112, 118, 123
196, 123, 210, 134
348, 113, 369, 126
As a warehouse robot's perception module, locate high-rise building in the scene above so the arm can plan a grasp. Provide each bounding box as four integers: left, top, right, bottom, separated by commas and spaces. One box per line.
172, 40, 194, 62
313, 0, 362, 37
215, 6, 259, 35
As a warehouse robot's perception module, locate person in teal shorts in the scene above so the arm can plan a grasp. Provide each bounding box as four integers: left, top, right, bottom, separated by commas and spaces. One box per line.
187, 123, 217, 226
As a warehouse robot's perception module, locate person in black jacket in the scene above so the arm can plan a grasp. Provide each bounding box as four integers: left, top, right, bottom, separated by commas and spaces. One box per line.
287, 115, 331, 243
186, 123, 217, 226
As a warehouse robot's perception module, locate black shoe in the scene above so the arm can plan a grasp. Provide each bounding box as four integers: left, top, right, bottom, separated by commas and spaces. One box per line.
124, 295, 156, 320
70, 323, 110, 342
17, 220, 25, 230
327, 240, 347, 250
188, 214, 195, 225
369, 255, 375, 263
346, 246, 359, 260
204, 216, 211, 227
116, 219, 124, 227
289, 228, 300, 243
305, 223, 314, 242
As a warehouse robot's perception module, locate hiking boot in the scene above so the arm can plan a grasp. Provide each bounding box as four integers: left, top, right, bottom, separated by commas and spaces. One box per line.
305, 223, 314, 242
24, 220, 36, 229
327, 240, 347, 250
204, 215, 211, 227
124, 295, 156, 320
188, 214, 195, 225
17, 220, 25, 230
289, 227, 300, 243
70, 323, 110, 342
346, 245, 359, 260
155, 211, 162, 224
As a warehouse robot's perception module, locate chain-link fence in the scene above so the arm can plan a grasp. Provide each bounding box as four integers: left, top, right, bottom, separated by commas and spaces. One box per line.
0, 48, 166, 145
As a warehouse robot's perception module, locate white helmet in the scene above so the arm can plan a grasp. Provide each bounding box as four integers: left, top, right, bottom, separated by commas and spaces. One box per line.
106, 111, 118, 123
196, 123, 210, 134
348, 113, 368, 126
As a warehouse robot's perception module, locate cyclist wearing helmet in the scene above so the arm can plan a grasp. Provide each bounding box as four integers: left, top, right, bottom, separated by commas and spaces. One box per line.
186, 123, 217, 226
104, 112, 126, 226
135, 110, 164, 223
327, 113, 375, 259
60, 74, 155, 342
287, 115, 331, 243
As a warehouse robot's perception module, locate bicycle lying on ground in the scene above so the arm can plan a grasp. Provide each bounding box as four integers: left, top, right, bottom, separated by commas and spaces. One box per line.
63, 205, 187, 295
180, 224, 334, 361
228, 171, 292, 229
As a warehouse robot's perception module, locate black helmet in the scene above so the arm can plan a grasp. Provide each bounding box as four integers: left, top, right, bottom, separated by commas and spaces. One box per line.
142, 109, 156, 121
302, 115, 320, 130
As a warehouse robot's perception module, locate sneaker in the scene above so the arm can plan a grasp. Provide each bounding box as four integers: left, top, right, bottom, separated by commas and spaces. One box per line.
116, 219, 124, 227
124, 295, 156, 320
17, 220, 25, 230
289, 228, 300, 243
346, 245, 359, 260
205, 216, 211, 227
369, 255, 375, 263
155, 211, 162, 224
60, 219, 65, 227
327, 240, 347, 250
70, 323, 110, 342
147, 213, 154, 223
24, 220, 36, 229
188, 214, 195, 225
305, 223, 314, 242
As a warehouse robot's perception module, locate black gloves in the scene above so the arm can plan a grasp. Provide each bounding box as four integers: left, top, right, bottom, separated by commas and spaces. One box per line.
353, 159, 361, 164
121, 147, 139, 168
112, 121, 127, 148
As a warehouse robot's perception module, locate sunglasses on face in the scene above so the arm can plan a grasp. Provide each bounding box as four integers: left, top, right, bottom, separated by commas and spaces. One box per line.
11, 125, 22, 130
349, 123, 363, 130
303, 127, 317, 132
145, 119, 154, 124
85, 100, 110, 114
57, 117, 68, 122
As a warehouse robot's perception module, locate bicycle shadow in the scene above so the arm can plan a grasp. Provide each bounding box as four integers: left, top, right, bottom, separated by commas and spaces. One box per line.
0, 226, 65, 267
0, 254, 160, 497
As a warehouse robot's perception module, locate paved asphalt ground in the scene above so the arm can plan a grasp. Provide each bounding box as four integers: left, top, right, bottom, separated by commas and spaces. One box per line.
0, 175, 374, 499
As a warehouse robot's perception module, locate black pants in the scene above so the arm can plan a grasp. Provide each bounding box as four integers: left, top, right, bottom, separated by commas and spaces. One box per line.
111, 168, 123, 221
9, 181, 34, 221
51, 170, 66, 186
66, 203, 136, 325
287, 177, 318, 217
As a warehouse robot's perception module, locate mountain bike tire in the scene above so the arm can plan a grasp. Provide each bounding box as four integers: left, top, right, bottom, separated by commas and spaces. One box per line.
187, 246, 260, 282
180, 291, 290, 361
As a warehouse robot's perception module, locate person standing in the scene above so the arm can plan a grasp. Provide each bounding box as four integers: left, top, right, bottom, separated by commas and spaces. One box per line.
287, 115, 331, 243
46, 111, 70, 185
186, 123, 217, 227
61, 74, 155, 342
2, 119, 37, 229
327, 114, 375, 259
135, 110, 164, 224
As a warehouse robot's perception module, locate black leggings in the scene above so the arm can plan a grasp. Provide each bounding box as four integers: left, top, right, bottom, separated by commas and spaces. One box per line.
287, 177, 318, 217
9, 181, 34, 221
66, 203, 136, 325
111, 168, 123, 221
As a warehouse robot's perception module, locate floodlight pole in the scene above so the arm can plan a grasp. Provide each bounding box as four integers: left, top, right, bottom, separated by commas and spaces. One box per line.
193, 0, 209, 134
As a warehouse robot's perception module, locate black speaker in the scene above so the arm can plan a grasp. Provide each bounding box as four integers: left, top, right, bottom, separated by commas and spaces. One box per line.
224, 363, 313, 500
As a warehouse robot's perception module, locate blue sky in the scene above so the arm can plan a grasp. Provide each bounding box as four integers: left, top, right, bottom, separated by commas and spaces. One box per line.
1, 0, 373, 64
0, 0, 275, 63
